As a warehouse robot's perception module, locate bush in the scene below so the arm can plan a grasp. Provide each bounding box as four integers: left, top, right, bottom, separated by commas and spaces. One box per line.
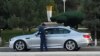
51, 11, 85, 28
1, 29, 36, 46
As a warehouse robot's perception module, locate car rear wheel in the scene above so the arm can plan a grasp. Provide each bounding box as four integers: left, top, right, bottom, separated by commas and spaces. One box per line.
64, 40, 79, 51
14, 40, 28, 51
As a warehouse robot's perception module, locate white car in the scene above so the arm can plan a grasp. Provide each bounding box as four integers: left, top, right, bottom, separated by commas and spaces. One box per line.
9, 26, 93, 51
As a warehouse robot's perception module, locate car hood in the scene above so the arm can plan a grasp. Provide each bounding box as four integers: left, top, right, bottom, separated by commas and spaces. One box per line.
11, 34, 35, 40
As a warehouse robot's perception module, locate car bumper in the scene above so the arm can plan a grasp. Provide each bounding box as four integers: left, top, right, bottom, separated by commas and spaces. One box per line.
9, 40, 15, 49
78, 40, 94, 47
88, 41, 94, 46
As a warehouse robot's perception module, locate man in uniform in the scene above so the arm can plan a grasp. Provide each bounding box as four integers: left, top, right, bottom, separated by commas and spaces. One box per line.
37, 23, 48, 51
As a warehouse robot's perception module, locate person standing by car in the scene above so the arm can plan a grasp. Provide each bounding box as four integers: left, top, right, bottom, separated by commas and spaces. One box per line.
37, 23, 48, 51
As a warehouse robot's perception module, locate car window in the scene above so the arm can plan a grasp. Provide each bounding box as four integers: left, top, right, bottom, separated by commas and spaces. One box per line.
45, 28, 54, 34
58, 28, 70, 34
45, 28, 59, 34
45, 28, 70, 34
52, 28, 59, 34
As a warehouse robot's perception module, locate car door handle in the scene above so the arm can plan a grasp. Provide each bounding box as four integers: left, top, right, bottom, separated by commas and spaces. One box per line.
26, 38, 30, 39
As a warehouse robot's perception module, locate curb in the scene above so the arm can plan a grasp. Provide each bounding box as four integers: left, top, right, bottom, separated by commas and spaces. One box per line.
0, 52, 100, 56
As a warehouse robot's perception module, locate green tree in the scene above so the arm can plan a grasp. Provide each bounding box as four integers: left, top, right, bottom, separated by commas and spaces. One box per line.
6, 0, 38, 31
51, 11, 85, 29
7, 15, 20, 28
34, 0, 58, 22
54, 0, 81, 13
0, 0, 8, 38
0, 17, 6, 37
81, 0, 100, 39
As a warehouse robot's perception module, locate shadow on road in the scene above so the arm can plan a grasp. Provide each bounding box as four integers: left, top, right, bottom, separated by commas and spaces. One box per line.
0, 47, 100, 52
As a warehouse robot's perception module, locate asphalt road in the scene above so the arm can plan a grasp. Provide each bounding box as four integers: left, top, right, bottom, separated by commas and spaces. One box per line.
0, 46, 100, 52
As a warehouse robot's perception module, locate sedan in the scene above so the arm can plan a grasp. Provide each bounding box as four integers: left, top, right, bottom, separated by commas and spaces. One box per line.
9, 26, 93, 51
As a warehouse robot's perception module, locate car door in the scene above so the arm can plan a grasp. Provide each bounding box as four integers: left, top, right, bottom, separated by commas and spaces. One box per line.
27, 32, 40, 48
45, 28, 70, 48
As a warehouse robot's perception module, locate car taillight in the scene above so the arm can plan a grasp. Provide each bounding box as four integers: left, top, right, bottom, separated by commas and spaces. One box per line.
83, 35, 91, 39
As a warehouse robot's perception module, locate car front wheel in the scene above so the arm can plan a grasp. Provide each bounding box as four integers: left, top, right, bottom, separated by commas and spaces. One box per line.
14, 40, 27, 51
64, 40, 79, 51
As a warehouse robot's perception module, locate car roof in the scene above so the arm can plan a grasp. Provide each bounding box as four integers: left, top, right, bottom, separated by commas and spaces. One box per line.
45, 26, 71, 29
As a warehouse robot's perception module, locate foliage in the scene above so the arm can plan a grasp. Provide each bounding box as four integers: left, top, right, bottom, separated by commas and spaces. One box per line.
54, 0, 81, 13
51, 11, 85, 28
7, 15, 20, 28
81, 0, 100, 39
0, 0, 83, 30
0, 17, 6, 29
1, 0, 100, 39
1, 29, 36, 46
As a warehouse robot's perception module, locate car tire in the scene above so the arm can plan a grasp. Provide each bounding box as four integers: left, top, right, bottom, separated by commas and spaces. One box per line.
64, 40, 79, 51
14, 40, 28, 51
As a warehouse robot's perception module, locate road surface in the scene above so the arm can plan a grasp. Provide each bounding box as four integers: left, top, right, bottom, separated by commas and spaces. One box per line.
0, 46, 100, 52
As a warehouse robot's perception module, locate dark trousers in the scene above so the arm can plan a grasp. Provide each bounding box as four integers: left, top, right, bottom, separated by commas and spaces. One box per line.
40, 38, 48, 51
